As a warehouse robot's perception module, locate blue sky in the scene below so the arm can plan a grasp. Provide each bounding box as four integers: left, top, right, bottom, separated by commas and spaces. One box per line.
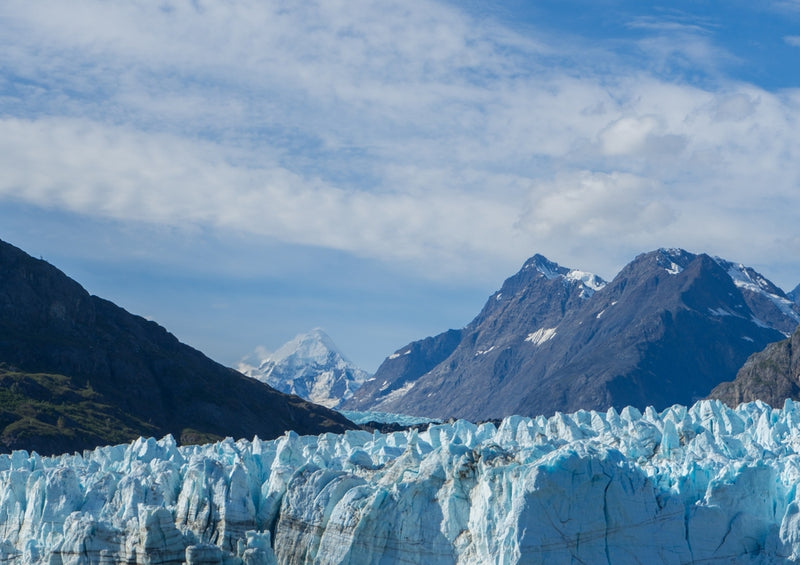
2, 0, 800, 371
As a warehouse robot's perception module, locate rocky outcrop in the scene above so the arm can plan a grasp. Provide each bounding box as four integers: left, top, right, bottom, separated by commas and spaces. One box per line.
0, 239, 354, 454
709, 326, 800, 407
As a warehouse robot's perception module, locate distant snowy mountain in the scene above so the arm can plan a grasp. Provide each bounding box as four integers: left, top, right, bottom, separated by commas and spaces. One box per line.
238, 329, 370, 408
345, 249, 800, 420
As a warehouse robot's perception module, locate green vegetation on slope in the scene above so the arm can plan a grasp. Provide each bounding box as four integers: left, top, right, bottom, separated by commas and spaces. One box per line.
0, 366, 159, 454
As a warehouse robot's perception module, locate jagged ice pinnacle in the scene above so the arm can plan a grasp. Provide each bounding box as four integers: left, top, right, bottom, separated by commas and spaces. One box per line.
4, 400, 800, 562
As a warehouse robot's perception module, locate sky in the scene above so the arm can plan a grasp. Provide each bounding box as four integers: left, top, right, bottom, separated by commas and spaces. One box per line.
2, 0, 800, 372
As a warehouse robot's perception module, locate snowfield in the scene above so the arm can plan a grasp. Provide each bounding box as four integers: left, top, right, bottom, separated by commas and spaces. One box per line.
5, 400, 800, 563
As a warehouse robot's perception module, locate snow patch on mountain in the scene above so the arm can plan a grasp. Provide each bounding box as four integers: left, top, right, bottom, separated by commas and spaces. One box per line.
565, 269, 606, 291
8, 400, 800, 562
525, 327, 557, 346
377, 381, 416, 403
716, 258, 800, 331
709, 306, 737, 317
238, 328, 370, 408
649, 248, 694, 276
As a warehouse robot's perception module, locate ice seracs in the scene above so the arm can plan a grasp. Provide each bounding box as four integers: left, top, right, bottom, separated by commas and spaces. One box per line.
7, 400, 800, 562
238, 328, 370, 408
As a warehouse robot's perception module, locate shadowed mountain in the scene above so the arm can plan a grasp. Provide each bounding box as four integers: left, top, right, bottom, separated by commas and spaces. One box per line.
0, 239, 354, 454
709, 325, 800, 407
345, 249, 800, 420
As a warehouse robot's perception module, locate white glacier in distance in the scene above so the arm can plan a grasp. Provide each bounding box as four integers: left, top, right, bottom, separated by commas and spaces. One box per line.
7, 400, 800, 563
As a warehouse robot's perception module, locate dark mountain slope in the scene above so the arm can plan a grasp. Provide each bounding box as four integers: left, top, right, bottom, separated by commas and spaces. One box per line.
346, 249, 800, 420
708, 325, 800, 408
345, 254, 601, 413
0, 239, 354, 454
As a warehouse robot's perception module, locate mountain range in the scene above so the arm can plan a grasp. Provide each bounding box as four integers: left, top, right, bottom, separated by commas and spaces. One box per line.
0, 238, 354, 454
237, 328, 370, 409
5, 235, 800, 457
343, 249, 800, 420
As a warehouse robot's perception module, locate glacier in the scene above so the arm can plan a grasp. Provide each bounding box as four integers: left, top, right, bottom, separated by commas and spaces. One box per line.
5, 400, 800, 563
338, 410, 441, 427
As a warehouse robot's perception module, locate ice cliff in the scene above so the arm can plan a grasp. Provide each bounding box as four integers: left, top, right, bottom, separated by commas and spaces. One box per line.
5, 400, 800, 563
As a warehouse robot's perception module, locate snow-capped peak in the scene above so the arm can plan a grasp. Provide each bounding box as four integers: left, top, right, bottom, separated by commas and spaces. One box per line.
523, 254, 568, 279
650, 248, 695, 275
713, 257, 800, 330
268, 327, 343, 366
238, 329, 371, 408
523, 254, 606, 297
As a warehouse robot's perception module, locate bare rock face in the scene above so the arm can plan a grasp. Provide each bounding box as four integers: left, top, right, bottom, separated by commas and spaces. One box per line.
346, 249, 800, 420
0, 238, 354, 454
709, 326, 800, 407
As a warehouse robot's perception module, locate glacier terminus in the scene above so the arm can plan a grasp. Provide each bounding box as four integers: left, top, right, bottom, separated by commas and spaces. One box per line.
4, 400, 800, 563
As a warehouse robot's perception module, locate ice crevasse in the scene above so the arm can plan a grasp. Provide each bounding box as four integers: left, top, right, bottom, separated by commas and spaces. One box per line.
5, 400, 800, 563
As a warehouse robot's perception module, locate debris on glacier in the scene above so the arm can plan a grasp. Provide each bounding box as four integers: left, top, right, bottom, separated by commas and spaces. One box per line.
6, 400, 800, 563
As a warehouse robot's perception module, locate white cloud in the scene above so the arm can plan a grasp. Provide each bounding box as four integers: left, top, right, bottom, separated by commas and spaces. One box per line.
0, 116, 528, 277
523, 172, 673, 238
1, 1, 800, 284
599, 116, 661, 155
786, 36, 800, 47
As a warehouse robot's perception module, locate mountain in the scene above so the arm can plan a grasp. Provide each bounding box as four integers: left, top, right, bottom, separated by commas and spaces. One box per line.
237, 328, 370, 408
0, 238, 354, 454
344, 249, 800, 420
708, 325, 800, 407
7, 400, 800, 563
790, 283, 800, 304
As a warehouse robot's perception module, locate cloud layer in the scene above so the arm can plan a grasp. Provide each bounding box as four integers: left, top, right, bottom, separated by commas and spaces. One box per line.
2, 0, 800, 284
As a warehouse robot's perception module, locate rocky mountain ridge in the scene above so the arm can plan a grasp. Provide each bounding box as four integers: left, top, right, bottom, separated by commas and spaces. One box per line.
345, 248, 800, 420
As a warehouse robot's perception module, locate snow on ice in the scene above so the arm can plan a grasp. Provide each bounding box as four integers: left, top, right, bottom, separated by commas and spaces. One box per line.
6, 400, 800, 562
